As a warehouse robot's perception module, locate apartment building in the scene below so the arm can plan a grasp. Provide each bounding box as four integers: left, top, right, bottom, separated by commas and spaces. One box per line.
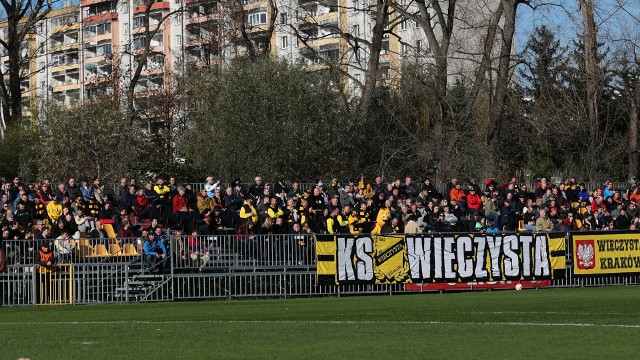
2, 0, 435, 112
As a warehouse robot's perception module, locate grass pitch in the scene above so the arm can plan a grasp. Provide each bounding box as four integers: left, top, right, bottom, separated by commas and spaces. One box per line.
3, 287, 640, 359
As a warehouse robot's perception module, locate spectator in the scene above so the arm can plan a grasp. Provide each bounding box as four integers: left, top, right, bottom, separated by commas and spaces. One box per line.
340, 185, 356, 208
46, 197, 63, 224
93, 178, 106, 205
188, 231, 209, 272
223, 186, 243, 223
603, 180, 615, 200
74, 208, 91, 234
120, 185, 137, 213
204, 177, 220, 198
536, 209, 554, 232
53, 183, 68, 202
143, 232, 167, 272
54, 230, 74, 263
89, 220, 108, 246
614, 208, 631, 229
173, 186, 198, 233
67, 178, 80, 202
197, 188, 215, 215
466, 188, 482, 215
371, 176, 384, 194
211, 188, 224, 210
239, 195, 258, 226
563, 212, 579, 231
98, 202, 117, 224
249, 176, 265, 198
38, 183, 53, 205
80, 179, 93, 202
118, 219, 135, 239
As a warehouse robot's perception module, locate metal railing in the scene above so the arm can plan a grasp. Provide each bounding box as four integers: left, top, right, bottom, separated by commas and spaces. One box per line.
4, 238, 144, 266
171, 234, 315, 271
4, 231, 640, 306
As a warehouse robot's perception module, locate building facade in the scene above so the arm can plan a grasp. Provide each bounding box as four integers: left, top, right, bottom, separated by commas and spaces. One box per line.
1, 0, 436, 113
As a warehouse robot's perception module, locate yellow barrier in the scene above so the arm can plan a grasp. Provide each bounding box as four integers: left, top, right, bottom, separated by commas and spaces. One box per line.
37, 264, 73, 305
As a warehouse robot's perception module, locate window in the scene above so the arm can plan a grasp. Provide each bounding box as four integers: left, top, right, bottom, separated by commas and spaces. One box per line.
352, 24, 360, 37
401, 43, 408, 55
123, 23, 129, 35
133, 35, 145, 50
416, 40, 422, 53
247, 12, 267, 26
280, 12, 287, 24
175, 35, 182, 46
84, 22, 111, 37
281, 36, 288, 49
354, 73, 361, 82
133, 16, 148, 28
96, 42, 112, 56
400, 20, 407, 30
52, 54, 66, 66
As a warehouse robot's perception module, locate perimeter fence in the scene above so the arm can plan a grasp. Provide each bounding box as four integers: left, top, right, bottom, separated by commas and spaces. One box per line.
2, 231, 639, 306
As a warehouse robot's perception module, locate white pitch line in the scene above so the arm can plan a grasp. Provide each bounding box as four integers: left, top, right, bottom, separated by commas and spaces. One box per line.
1, 319, 640, 329
467, 311, 637, 316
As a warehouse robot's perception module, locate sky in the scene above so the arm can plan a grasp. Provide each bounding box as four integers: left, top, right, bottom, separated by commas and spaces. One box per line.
515, 0, 640, 53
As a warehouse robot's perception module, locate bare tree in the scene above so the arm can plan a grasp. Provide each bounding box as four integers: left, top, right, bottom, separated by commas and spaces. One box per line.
225, 0, 277, 60
124, 0, 182, 124
578, 0, 603, 174
0, 0, 55, 135
359, 0, 390, 112
391, 0, 456, 122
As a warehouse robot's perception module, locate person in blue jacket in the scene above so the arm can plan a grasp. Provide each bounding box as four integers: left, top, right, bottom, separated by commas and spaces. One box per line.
144, 232, 167, 272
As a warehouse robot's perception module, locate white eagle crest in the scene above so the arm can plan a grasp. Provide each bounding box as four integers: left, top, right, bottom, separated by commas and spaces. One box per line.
577, 243, 595, 268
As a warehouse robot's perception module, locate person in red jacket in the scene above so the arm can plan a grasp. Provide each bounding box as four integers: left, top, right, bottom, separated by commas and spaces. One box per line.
134, 188, 156, 220
173, 186, 198, 233
466, 188, 482, 215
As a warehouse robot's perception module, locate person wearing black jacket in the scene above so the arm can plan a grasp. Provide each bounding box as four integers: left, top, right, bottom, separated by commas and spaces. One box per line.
67, 178, 80, 203
15, 201, 32, 228
144, 182, 160, 206
249, 176, 265, 198
119, 185, 137, 212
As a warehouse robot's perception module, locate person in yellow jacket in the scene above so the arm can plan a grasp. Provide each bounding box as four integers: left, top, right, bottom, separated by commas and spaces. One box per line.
372, 207, 391, 234
197, 188, 215, 215
336, 205, 350, 232
239, 195, 258, 225
326, 208, 341, 234
154, 177, 171, 202
267, 198, 284, 220
46, 196, 63, 223
348, 210, 363, 235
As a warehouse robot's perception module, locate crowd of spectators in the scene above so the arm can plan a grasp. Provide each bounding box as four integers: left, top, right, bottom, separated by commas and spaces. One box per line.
2, 174, 640, 250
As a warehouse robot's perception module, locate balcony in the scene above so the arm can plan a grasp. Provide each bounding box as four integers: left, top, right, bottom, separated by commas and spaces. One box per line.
52, 89, 80, 106
84, 12, 118, 24
303, 36, 341, 48
52, 22, 80, 34
186, 14, 220, 26
51, 31, 80, 51
51, 51, 80, 71
133, 2, 170, 14
134, 74, 165, 94
81, 0, 114, 6
53, 83, 81, 93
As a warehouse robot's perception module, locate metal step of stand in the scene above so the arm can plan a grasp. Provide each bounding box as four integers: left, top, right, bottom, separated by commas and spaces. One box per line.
114, 271, 167, 302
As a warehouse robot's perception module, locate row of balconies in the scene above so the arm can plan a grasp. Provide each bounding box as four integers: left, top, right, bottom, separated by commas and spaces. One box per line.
52, 89, 80, 105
